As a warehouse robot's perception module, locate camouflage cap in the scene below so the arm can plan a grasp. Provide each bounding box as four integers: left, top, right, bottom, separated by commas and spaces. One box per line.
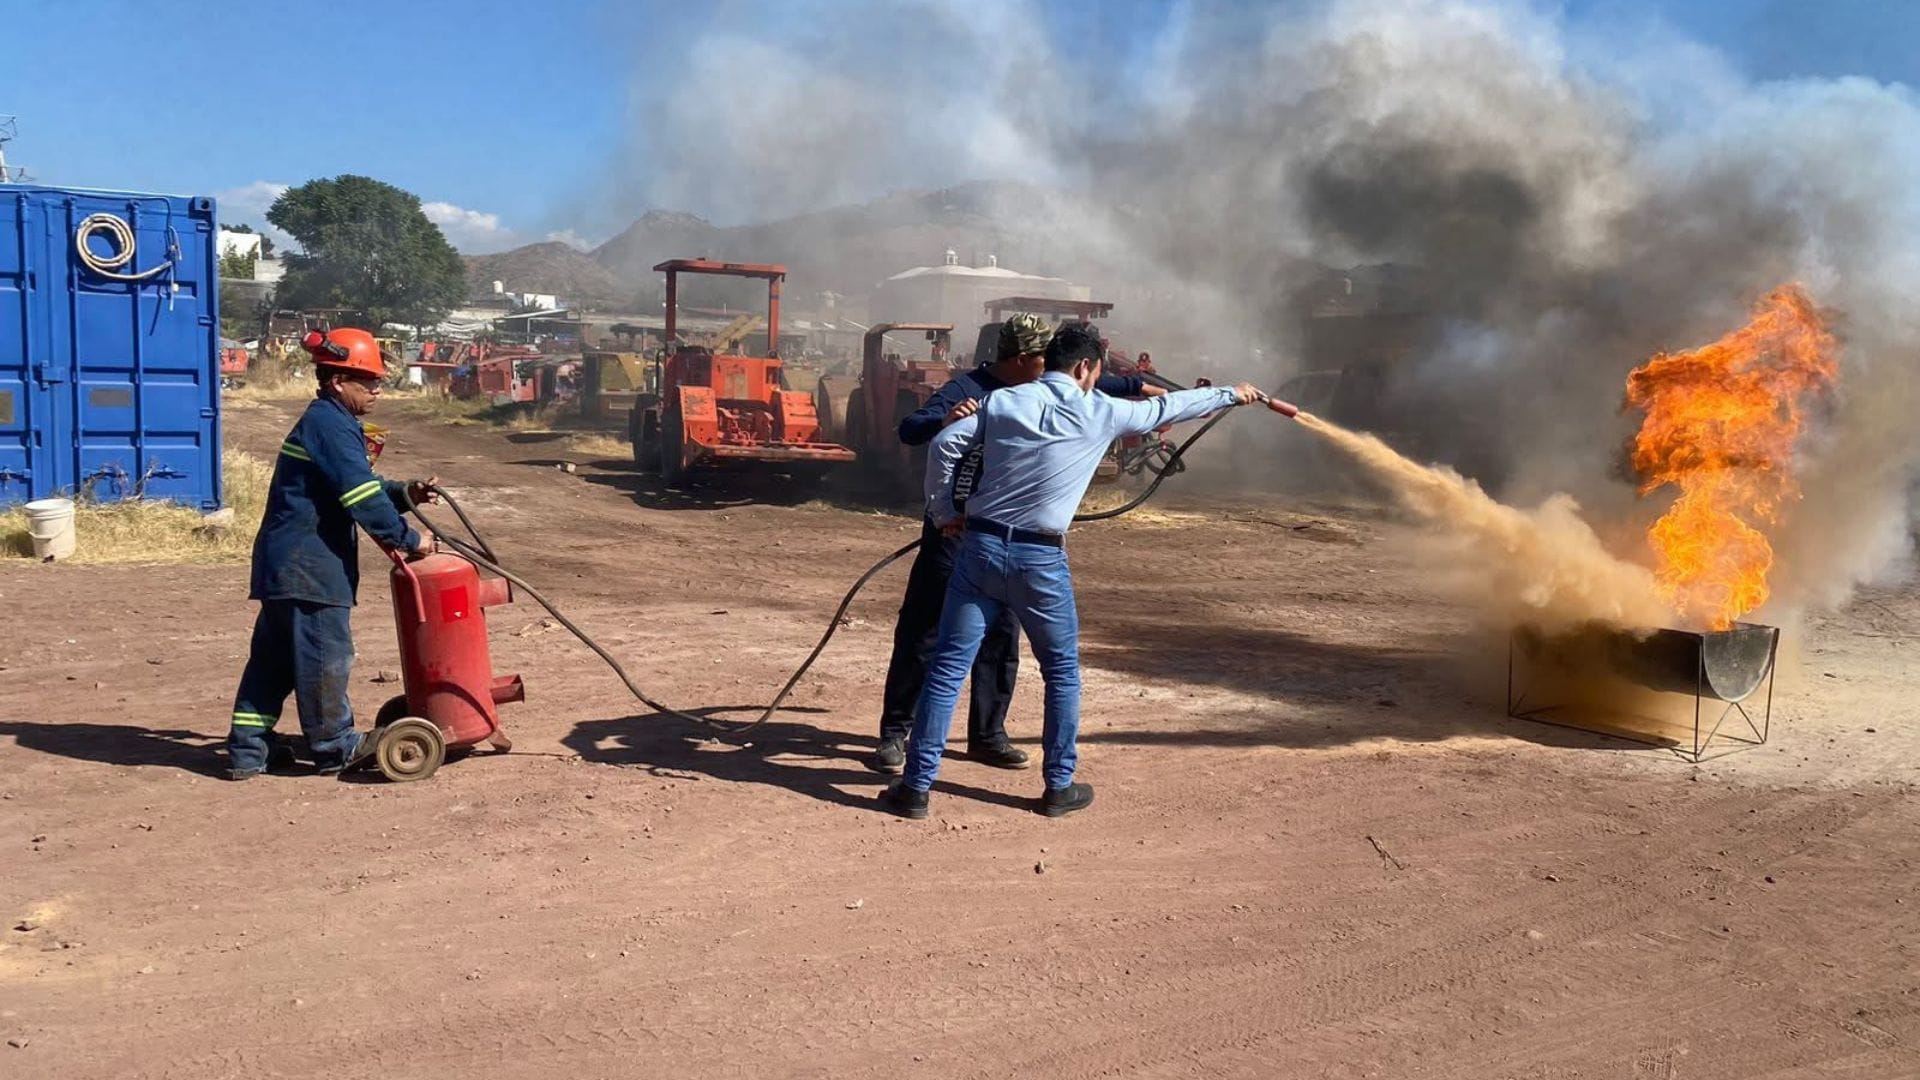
997, 312, 1055, 360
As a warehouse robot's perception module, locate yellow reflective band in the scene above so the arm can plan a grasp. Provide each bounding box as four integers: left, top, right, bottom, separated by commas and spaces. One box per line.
279, 442, 311, 462
230, 712, 276, 728
339, 480, 382, 507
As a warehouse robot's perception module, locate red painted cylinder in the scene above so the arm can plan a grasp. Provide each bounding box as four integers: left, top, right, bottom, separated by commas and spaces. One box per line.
389, 553, 523, 749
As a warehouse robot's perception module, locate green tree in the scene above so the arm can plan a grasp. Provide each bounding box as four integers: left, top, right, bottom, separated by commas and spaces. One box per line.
267, 175, 466, 329
218, 250, 257, 280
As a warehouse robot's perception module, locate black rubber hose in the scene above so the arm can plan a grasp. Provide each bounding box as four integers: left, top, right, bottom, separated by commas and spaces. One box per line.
1069, 411, 1229, 523
399, 401, 1237, 738
427, 483, 497, 564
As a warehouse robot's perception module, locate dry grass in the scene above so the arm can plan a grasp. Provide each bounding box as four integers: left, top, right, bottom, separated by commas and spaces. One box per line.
223, 382, 313, 403
1076, 487, 1142, 515
382, 389, 497, 426
382, 390, 580, 432
1099, 508, 1210, 527
1075, 486, 1211, 526
565, 433, 630, 459
222, 353, 312, 402
502, 405, 587, 434
0, 449, 273, 564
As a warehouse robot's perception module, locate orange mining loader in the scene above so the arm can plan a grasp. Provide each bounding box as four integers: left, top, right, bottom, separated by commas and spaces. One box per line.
627, 259, 854, 485
814, 323, 958, 489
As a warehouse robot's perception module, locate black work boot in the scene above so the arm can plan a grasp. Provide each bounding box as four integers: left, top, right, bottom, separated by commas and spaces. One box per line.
320, 730, 381, 777
228, 738, 298, 781
867, 737, 906, 776
1040, 782, 1095, 818
971, 740, 1031, 770
878, 782, 930, 820
266, 740, 298, 773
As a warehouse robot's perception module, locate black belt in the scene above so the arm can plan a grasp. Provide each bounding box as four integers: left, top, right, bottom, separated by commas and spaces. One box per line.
966, 517, 1064, 548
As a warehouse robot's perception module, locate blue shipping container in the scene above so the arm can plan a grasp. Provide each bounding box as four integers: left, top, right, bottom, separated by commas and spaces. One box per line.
0, 185, 222, 509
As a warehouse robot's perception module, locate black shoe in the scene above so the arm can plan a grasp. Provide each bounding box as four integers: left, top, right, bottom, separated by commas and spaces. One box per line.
266, 742, 298, 773
971, 740, 1031, 770
877, 782, 929, 820
320, 730, 381, 777
1040, 782, 1095, 818
225, 766, 264, 782
867, 738, 906, 776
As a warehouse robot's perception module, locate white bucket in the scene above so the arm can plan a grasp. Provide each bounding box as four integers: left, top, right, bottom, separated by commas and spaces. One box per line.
24, 498, 77, 561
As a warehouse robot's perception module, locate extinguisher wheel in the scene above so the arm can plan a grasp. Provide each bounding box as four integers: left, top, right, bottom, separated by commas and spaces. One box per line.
374, 694, 410, 728
375, 717, 446, 783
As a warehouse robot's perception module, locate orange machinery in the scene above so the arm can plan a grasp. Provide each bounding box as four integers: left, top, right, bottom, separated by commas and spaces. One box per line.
219, 344, 250, 388
814, 323, 957, 489
628, 259, 854, 485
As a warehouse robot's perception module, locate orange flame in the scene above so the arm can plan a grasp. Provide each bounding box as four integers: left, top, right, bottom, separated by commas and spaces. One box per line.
1625, 284, 1838, 631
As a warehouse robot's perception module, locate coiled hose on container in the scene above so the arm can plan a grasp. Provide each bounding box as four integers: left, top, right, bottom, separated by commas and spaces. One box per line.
398, 398, 1240, 737
75, 213, 178, 282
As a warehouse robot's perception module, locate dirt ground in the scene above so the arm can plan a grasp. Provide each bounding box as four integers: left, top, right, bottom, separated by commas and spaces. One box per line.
2, 396, 1916, 1079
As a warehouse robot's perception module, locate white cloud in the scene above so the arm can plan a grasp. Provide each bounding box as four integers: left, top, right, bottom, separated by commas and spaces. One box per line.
214, 180, 290, 221
543, 228, 599, 251
214, 181, 294, 250
422, 200, 520, 253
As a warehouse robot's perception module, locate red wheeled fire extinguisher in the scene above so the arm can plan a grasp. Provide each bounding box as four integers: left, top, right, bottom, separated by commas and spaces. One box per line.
374, 547, 525, 782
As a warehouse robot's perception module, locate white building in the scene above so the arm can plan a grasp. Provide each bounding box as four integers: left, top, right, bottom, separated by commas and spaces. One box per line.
217, 229, 263, 260
872, 250, 1088, 333
216, 228, 285, 283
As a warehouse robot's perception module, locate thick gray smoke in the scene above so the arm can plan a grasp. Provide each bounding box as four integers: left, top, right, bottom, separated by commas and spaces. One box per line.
1063, 0, 1920, 618
608, 0, 1920, 618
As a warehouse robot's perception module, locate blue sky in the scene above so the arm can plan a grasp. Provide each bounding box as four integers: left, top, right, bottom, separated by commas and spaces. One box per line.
3, 0, 1913, 252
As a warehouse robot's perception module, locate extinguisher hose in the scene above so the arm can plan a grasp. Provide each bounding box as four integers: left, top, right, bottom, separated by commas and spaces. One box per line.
413, 494, 922, 734
398, 401, 1241, 738
1070, 411, 1230, 522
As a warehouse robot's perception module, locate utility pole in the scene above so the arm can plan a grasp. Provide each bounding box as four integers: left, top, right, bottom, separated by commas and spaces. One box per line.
0, 117, 28, 184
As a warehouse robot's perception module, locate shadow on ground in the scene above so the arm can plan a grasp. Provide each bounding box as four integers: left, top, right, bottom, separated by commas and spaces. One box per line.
0, 720, 231, 777
563, 707, 1034, 813
561, 457, 918, 516
1073, 616, 1650, 755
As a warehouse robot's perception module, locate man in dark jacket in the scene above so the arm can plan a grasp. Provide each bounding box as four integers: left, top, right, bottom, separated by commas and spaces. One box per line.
880, 326, 1256, 819
226, 328, 436, 780
869, 313, 1162, 775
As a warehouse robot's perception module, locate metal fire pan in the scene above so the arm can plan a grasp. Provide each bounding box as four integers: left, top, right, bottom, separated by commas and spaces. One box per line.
1516, 622, 1780, 704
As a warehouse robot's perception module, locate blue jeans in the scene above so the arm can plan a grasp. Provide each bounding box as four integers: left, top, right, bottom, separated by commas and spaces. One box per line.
878, 516, 1020, 746
227, 600, 362, 773
904, 532, 1082, 792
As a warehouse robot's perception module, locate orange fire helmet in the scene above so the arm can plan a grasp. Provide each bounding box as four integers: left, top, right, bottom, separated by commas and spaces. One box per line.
301, 328, 387, 380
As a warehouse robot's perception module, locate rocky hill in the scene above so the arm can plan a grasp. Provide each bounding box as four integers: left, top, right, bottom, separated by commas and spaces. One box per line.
462, 241, 632, 308
465, 181, 1113, 314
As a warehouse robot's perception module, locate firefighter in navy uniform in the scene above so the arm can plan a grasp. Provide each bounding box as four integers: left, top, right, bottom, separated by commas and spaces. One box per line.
225, 328, 437, 781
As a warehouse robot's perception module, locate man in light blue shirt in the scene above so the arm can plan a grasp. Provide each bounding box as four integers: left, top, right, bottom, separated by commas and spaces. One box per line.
879, 324, 1260, 818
